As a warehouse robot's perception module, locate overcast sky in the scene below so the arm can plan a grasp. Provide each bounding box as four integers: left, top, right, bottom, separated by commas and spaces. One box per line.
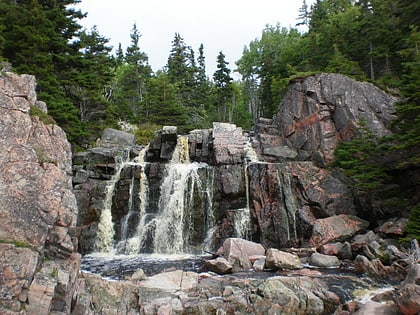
76, 0, 313, 77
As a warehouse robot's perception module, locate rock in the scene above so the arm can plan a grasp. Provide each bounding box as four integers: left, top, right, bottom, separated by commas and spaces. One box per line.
354, 255, 390, 277
0, 72, 79, 313
252, 256, 266, 272
263, 146, 298, 160
139, 270, 199, 292
310, 215, 369, 248
248, 162, 358, 249
265, 248, 302, 270
352, 231, 380, 251
130, 268, 146, 281
265, 73, 397, 165
212, 122, 247, 165
220, 238, 265, 271
404, 264, 420, 285
320, 243, 339, 256
97, 128, 135, 148
337, 242, 353, 260
378, 218, 408, 236
0, 245, 39, 302
353, 301, 399, 315
203, 257, 233, 275
309, 252, 340, 268
394, 283, 420, 315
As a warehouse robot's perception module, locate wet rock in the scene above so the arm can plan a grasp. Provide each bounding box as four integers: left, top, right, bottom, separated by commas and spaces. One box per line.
394, 284, 420, 315
219, 238, 265, 272
310, 215, 369, 248
309, 252, 340, 268
203, 257, 233, 275
265, 248, 302, 270
353, 301, 399, 315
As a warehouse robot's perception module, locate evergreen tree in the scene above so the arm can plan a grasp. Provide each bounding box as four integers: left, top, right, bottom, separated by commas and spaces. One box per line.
166, 33, 198, 108
0, 0, 87, 142
67, 26, 115, 143
145, 71, 189, 128
213, 51, 233, 121
110, 23, 151, 123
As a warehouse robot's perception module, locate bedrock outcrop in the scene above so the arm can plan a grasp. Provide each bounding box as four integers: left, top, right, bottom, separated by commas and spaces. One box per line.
254, 73, 398, 166
0, 72, 79, 314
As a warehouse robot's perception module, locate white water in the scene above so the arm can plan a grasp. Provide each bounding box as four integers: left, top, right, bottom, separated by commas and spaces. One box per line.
233, 137, 259, 240
97, 137, 214, 255
95, 150, 131, 253
152, 136, 210, 254
115, 146, 150, 254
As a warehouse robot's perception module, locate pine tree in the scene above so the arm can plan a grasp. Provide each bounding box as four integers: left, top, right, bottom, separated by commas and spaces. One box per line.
213, 51, 233, 121
110, 23, 151, 123
0, 0, 87, 142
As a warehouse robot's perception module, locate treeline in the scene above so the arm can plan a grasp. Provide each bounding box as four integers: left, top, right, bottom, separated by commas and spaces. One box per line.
0, 0, 251, 146
0, 0, 418, 153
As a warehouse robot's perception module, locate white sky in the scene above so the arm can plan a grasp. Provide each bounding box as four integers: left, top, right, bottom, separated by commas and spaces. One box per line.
76, 0, 313, 77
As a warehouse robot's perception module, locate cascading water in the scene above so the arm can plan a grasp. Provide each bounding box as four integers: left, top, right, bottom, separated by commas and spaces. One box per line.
150, 136, 215, 254
95, 149, 131, 253
95, 137, 214, 256
115, 146, 149, 254
231, 138, 259, 240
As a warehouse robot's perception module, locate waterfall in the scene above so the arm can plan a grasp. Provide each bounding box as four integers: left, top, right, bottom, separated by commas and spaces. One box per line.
95, 150, 131, 253
232, 137, 259, 240
115, 146, 149, 254
97, 137, 214, 255
152, 136, 210, 254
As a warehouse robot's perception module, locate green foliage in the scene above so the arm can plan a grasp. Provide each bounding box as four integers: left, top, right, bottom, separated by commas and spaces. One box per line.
29, 106, 56, 125
134, 123, 161, 145
333, 119, 389, 193
405, 205, 420, 241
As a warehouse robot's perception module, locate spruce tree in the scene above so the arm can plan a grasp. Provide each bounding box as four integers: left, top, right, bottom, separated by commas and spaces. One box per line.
213, 51, 233, 122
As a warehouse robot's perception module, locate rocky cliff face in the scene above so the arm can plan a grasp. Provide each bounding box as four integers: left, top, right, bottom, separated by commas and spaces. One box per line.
0, 72, 79, 314
255, 73, 398, 166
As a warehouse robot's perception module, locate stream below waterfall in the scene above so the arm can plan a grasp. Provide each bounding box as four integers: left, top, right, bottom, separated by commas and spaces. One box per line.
80, 253, 397, 307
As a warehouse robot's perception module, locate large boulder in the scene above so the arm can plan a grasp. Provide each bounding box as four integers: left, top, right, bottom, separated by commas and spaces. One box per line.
248, 162, 358, 248
309, 252, 340, 268
265, 248, 302, 270
219, 238, 265, 271
310, 215, 369, 248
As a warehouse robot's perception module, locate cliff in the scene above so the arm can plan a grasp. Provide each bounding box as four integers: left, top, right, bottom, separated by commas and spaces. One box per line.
0, 72, 79, 314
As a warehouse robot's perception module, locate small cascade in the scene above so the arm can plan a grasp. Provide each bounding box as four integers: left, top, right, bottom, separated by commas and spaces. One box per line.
95, 150, 131, 253
115, 146, 149, 254
232, 137, 259, 240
